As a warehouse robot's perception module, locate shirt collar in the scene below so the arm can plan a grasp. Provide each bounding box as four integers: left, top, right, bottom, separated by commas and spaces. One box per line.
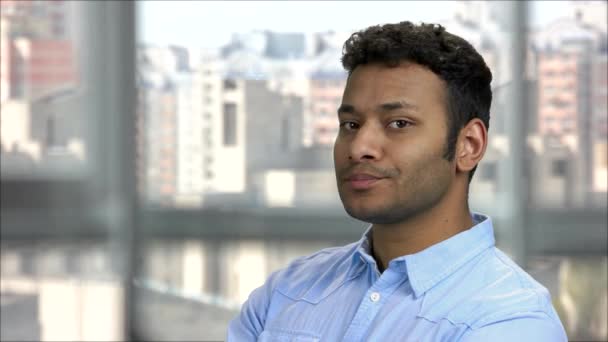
350, 213, 495, 297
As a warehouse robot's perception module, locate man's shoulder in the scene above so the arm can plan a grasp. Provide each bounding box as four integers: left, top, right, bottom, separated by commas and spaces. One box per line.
419, 247, 562, 330
270, 241, 359, 304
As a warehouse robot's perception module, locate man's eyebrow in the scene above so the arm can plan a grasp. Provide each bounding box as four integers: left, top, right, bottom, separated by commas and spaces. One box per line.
337, 104, 356, 115
379, 100, 418, 112
337, 101, 418, 116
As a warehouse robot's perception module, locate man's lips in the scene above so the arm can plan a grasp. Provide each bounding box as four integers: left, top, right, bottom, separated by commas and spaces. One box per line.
347, 173, 382, 181
345, 173, 386, 190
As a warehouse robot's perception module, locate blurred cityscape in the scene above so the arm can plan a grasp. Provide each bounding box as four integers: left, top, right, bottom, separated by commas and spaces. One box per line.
136, 0, 608, 210
0, 1, 607, 341
0, 0, 84, 178
1, 1, 606, 209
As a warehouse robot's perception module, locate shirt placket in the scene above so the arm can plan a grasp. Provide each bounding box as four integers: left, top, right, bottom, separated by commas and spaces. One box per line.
341, 265, 406, 341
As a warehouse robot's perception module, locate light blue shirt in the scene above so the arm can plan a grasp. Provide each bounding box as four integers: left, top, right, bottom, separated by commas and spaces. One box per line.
227, 214, 567, 341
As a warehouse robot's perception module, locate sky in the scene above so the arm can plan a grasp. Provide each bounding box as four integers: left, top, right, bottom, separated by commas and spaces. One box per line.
138, 1, 574, 49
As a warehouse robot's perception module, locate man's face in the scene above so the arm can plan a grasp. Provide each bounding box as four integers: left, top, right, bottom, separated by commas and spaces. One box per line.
334, 62, 455, 224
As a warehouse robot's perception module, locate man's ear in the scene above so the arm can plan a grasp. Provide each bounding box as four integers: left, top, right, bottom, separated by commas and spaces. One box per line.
455, 118, 488, 174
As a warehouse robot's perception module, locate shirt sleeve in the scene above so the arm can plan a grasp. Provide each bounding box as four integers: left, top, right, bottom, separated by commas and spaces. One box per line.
460, 312, 568, 342
226, 270, 281, 341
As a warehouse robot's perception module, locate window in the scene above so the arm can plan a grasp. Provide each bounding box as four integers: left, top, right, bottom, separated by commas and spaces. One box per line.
223, 79, 237, 90
136, 2, 606, 339
223, 102, 237, 146
1, 2, 605, 342
552, 159, 568, 177
280, 116, 289, 150
2, 2, 131, 341
547, 97, 570, 108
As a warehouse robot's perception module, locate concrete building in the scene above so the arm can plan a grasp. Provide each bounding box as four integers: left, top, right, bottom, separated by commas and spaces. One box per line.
220, 30, 348, 149
0, 0, 72, 40
2, 38, 77, 100
0, 0, 76, 101
175, 72, 205, 207
0, 0, 82, 172
536, 52, 579, 136
572, 1, 608, 34
591, 53, 607, 193
533, 16, 601, 138
198, 54, 247, 198
0, 101, 41, 161
138, 47, 250, 207
528, 135, 587, 209
308, 46, 346, 147
243, 79, 307, 207
139, 82, 178, 205
533, 15, 607, 205
308, 76, 343, 147
209, 74, 247, 195
137, 48, 179, 205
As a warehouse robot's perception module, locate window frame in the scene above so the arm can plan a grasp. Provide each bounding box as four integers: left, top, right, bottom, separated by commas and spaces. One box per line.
1, 2, 607, 340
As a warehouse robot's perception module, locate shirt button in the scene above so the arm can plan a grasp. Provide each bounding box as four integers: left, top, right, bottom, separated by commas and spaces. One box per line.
370, 292, 381, 302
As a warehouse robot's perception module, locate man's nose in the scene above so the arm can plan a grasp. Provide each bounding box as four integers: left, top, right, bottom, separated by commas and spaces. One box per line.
349, 123, 383, 162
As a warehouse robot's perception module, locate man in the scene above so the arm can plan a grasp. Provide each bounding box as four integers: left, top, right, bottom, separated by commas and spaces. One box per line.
228, 21, 567, 341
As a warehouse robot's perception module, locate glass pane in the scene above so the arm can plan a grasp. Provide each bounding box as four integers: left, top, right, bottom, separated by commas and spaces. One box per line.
525, 0, 607, 210
136, 1, 607, 340
1, 0, 86, 179
522, 2, 608, 340
1, 1, 133, 341
528, 255, 608, 341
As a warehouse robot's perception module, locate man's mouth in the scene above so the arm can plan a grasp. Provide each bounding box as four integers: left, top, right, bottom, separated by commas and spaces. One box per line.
346, 173, 385, 190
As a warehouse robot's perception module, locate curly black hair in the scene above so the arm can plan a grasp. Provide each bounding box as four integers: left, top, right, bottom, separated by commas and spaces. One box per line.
341, 21, 492, 182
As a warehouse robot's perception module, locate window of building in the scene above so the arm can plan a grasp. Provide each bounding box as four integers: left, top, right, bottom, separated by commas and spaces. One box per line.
552, 159, 568, 177
223, 79, 237, 90
280, 116, 289, 150
223, 102, 237, 146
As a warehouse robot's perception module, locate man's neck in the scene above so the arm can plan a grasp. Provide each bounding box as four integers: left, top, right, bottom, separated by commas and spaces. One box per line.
370, 199, 474, 273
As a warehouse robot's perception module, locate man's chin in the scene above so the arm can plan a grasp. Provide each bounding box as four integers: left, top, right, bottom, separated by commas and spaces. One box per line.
343, 204, 403, 225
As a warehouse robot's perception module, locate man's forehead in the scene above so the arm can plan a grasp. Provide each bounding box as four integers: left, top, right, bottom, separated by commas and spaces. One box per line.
340, 62, 448, 119
346, 61, 444, 91
349, 60, 433, 75
348, 63, 441, 93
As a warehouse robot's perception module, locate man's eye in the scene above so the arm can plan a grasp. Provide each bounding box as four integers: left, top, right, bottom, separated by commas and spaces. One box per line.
339, 121, 359, 130
387, 120, 411, 129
